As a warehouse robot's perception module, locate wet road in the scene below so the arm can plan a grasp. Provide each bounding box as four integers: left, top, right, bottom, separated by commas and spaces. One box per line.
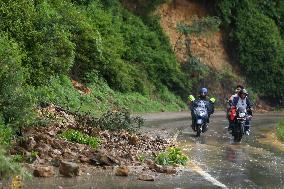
23, 111, 284, 189
145, 111, 284, 188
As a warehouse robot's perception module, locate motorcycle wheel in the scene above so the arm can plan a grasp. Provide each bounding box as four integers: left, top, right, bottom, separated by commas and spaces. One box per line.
233, 133, 242, 142
196, 124, 201, 137
202, 123, 208, 133
233, 123, 244, 142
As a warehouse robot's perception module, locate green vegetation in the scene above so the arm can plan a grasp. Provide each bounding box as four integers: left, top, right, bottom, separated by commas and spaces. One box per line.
0, 0, 188, 131
0, 147, 23, 179
95, 108, 144, 132
216, 0, 284, 103
58, 129, 101, 149
155, 147, 188, 166
276, 120, 284, 142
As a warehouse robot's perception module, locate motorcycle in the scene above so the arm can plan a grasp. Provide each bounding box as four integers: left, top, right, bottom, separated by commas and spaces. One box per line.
188, 95, 215, 137
231, 107, 251, 142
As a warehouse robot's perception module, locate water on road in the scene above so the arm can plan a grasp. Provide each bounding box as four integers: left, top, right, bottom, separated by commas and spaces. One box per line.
23, 112, 284, 188
176, 112, 284, 188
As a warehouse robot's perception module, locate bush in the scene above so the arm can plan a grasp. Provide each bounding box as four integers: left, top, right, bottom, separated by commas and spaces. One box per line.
0, 118, 14, 146
59, 129, 101, 149
155, 147, 188, 166
276, 120, 284, 142
0, 32, 36, 128
216, 0, 284, 102
96, 108, 144, 132
0, 147, 23, 179
233, 7, 284, 99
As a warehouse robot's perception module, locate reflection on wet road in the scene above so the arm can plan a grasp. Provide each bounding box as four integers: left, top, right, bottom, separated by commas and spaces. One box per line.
23, 112, 284, 188
178, 113, 284, 188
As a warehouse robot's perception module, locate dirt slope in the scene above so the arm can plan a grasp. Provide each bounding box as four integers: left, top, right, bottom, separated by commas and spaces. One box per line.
156, 0, 231, 71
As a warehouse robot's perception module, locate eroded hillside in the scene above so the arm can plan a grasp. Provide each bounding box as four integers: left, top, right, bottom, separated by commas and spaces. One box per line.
157, 0, 231, 71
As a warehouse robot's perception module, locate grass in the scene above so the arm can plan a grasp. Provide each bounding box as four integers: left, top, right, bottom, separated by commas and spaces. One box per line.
58, 129, 101, 149
276, 120, 284, 142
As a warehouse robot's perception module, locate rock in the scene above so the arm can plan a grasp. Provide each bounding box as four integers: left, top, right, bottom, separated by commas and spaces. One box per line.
138, 173, 155, 181
163, 166, 177, 174
115, 166, 129, 177
91, 151, 118, 166
51, 158, 61, 167
100, 130, 110, 139
79, 155, 90, 163
128, 135, 139, 145
23, 137, 37, 151
59, 161, 80, 177
33, 166, 54, 177
147, 161, 177, 174
47, 130, 56, 137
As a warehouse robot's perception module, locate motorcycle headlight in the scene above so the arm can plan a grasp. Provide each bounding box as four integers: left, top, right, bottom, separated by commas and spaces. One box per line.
239, 112, 246, 117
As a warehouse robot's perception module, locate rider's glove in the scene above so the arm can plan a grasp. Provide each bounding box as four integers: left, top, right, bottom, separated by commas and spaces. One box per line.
210, 97, 216, 103
188, 95, 195, 102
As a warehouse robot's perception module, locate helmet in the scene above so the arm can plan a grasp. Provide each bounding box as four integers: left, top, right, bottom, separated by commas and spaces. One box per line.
199, 87, 208, 97
238, 88, 248, 96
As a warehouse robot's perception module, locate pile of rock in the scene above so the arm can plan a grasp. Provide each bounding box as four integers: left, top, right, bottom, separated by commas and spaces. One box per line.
9, 104, 176, 178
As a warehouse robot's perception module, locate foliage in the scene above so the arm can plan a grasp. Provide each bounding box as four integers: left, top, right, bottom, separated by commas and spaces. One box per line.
0, 147, 23, 179
59, 129, 101, 149
96, 108, 144, 132
276, 120, 284, 142
0, 119, 14, 146
0, 32, 36, 129
137, 154, 146, 163
12, 154, 24, 163
233, 7, 284, 99
155, 147, 188, 166
216, 0, 284, 103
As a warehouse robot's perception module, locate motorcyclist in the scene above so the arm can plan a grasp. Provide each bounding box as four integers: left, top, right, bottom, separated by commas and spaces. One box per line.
231, 88, 253, 135
188, 88, 215, 131
227, 85, 244, 132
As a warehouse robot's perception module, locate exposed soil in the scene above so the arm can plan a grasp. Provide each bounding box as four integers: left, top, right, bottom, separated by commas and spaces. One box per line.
156, 0, 231, 71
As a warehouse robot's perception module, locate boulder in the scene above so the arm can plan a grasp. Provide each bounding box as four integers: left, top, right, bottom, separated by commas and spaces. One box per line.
115, 166, 129, 177
138, 173, 155, 181
91, 151, 118, 166
33, 166, 54, 177
59, 161, 80, 177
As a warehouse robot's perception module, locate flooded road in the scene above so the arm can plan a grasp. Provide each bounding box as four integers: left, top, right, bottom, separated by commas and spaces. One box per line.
23, 111, 284, 189
172, 112, 284, 188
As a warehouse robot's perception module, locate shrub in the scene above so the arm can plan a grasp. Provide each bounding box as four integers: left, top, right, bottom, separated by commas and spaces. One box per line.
0, 147, 23, 179
0, 118, 14, 146
59, 129, 101, 149
233, 7, 284, 99
96, 108, 144, 132
155, 147, 188, 166
216, 0, 284, 102
276, 120, 284, 142
0, 32, 36, 128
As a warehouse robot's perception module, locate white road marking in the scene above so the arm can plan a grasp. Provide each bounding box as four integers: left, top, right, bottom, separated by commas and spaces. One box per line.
187, 161, 228, 189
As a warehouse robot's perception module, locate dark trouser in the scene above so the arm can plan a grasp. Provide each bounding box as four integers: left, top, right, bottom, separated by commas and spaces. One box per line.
245, 120, 250, 131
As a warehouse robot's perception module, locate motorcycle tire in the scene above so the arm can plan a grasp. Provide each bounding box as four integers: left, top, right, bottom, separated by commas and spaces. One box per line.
196, 124, 201, 137
233, 133, 242, 142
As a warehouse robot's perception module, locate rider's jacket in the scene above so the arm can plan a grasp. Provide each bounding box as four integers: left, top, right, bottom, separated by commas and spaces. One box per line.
191, 97, 214, 115
232, 96, 252, 110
